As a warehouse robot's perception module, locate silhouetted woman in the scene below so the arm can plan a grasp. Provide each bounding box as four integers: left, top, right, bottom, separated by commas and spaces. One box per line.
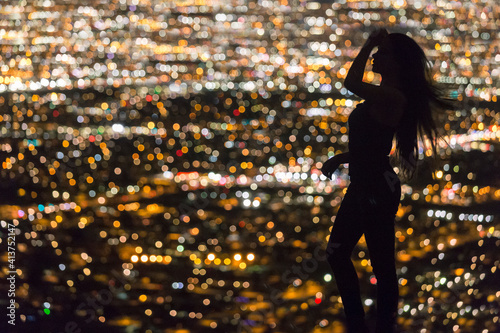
321, 29, 452, 333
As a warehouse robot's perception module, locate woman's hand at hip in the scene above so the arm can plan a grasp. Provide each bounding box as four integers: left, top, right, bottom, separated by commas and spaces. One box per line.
321, 155, 343, 179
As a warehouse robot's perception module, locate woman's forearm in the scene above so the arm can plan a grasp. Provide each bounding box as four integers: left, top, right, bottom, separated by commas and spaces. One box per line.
344, 42, 375, 88
337, 152, 350, 164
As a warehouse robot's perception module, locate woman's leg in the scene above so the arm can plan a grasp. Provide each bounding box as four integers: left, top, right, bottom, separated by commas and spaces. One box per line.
363, 183, 401, 333
364, 216, 398, 333
326, 186, 369, 333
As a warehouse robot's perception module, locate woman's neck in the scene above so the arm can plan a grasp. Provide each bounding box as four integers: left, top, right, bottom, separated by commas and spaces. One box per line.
380, 74, 401, 88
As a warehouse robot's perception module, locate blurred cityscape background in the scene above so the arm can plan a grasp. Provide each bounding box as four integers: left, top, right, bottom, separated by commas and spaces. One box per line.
0, 0, 499, 332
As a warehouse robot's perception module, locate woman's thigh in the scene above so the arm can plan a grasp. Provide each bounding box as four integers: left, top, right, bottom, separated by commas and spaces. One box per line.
362, 178, 401, 275
365, 176, 401, 217
327, 185, 365, 258
363, 210, 397, 276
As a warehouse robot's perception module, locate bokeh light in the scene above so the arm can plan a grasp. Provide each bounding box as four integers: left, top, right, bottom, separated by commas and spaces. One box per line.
0, 0, 498, 332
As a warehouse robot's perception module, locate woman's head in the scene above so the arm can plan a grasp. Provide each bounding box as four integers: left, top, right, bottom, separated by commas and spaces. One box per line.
372, 33, 429, 89
371, 37, 398, 76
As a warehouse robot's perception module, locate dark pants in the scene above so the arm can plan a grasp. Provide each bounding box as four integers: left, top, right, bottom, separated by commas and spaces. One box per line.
326, 175, 401, 333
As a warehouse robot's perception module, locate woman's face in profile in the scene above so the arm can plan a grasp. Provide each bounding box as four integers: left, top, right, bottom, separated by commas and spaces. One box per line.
372, 38, 398, 76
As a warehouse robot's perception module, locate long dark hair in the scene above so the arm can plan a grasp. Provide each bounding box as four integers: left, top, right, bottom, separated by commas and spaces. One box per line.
387, 33, 454, 180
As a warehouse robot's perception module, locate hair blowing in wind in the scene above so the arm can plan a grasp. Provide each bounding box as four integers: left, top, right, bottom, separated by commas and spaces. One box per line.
387, 33, 455, 180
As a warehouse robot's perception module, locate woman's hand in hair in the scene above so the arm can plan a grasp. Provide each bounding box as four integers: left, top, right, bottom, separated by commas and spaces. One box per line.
366, 28, 388, 47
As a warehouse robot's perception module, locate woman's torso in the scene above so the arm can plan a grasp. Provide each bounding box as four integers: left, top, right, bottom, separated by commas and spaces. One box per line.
346, 100, 401, 212
347, 100, 397, 181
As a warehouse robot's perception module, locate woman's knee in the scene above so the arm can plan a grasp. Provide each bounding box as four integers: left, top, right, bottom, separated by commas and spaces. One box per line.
326, 242, 350, 268
372, 265, 397, 285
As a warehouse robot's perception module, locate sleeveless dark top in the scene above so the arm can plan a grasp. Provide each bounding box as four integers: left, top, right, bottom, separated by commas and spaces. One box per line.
347, 101, 397, 183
